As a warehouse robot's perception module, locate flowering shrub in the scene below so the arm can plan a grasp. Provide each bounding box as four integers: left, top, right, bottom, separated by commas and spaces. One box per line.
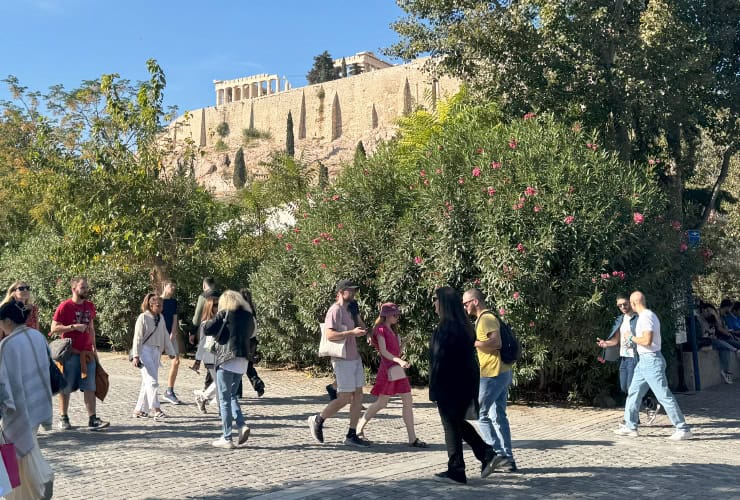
250, 100, 698, 400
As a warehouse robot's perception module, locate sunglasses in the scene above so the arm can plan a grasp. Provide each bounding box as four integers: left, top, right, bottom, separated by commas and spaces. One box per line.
13, 286, 31, 292
617, 302, 629, 308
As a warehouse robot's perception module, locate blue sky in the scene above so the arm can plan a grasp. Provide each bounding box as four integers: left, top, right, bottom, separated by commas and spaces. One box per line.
0, 0, 406, 115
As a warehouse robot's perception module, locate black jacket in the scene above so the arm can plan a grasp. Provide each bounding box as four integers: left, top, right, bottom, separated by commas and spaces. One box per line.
429, 320, 480, 410
204, 307, 254, 367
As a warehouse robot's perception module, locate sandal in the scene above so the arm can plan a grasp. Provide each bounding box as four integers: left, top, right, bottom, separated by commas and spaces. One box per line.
133, 411, 148, 418
409, 438, 428, 448
151, 410, 167, 421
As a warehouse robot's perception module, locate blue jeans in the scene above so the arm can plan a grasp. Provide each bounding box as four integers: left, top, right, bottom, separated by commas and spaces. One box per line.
618, 356, 637, 393
478, 370, 513, 458
711, 338, 739, 372
216, 368, 246, 440
624, 353, 689, 431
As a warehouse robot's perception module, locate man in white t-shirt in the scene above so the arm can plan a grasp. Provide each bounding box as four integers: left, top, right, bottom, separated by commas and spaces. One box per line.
614, 291, 692, 440
308, 280, 369, 446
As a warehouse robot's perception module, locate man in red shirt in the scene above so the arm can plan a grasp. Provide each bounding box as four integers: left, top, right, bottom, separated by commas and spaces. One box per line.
51, 277, 109, 430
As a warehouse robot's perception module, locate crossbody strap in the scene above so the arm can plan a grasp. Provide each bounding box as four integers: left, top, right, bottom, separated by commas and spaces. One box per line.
20, 327, 53, 396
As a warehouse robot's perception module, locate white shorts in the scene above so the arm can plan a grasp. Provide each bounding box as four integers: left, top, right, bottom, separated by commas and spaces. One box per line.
331, 358, 365, 393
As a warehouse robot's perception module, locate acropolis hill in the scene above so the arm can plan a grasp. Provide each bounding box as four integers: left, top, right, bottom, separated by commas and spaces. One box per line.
165, 52, 460, 195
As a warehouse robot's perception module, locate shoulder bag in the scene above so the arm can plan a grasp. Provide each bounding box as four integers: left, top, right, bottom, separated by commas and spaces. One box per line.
318, 323, 347, 358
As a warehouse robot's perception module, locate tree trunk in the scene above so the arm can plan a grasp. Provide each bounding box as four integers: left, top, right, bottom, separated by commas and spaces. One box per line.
698, 144, 737, 229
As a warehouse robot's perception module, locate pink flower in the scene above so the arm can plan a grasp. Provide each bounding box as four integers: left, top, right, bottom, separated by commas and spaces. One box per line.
302, 212, 308, 218
490, 161, 502, 169
435, 168, 442, 174
648, 159, 655, 165
671, 220, 682, 231
591, 277, 597, 283
513, 292, 520, 300
702, 248, 713, 259
499, 308, 506, 316
508, 138, 518, 149
633, 212, 645, 225
568, 185, 576, 194
597, 356, 606, 364
516, 243, 526, 253
420, 169, 426, 178
523, 112, 536, 120
337, 223, 344, 229
320, 263, 327, 269
564, 215, 575, 225
680, 243, 688, 252
312, 238, 321, 245
524, 186, 537, 197
487, 187, 496, 196
529, 321, 535, 327
474, 278, 481, 285
587, 143, 598, 151
293, 227, 301, 233
475, 147, 484, 154
332, 195, 340, 201
534, 205, 542, 213
512, 203, 524, 210
414, 256, 423, 265
472, 167, 481, 177
277, 233, 284, 240
285, 244, 293, 251
423, 179, 430, 185
519, 197, 527, 203
458, 178, 465, 185
600, 273, 610, 280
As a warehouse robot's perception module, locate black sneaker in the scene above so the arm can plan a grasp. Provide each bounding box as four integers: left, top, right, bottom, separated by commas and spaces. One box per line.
343, 434, 371, 447
58, 415, 71, 431
88, 417, 110, 431
507, 460, 518, 473
326, 384, 338, 401
433, 471, 466, 484
308, 415, 324, 443
481, 450, 509, 478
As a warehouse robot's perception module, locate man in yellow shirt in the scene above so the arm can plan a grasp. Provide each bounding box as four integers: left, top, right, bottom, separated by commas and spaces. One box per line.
463, 288, 517, 472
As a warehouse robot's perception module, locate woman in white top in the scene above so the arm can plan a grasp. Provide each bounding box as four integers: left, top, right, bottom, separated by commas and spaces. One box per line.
131, 293, 176, 420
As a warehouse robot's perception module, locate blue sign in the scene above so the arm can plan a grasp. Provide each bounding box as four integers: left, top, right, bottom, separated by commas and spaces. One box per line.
687, 230, 700, 248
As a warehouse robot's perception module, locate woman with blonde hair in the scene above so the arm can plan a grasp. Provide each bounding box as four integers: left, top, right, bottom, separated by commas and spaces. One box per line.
356, 303, 426, 447
2, 281, 39, 330
130, 293, 176, 420
204, 290, 255, 449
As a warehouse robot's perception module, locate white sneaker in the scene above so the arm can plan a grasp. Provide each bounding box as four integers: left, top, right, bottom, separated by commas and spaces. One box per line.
212, 437, 235, 449
613, 425, 638, 437
237, 425, 251, 445
668, 429, 693, 441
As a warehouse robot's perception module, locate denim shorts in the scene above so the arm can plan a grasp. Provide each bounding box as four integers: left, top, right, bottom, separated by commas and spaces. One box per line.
61, 353, 96, 393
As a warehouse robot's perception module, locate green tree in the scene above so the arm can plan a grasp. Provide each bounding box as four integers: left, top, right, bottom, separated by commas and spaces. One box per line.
341, 57, 348, 78
233, 147, 246, 188
286, 111, 295, 157
306, 51, 340, 84
354, 140, 366, 166
349, 63, 363, 76
317, 161, 329, 189
216, 121, 230, 138
388, 1, 739, 223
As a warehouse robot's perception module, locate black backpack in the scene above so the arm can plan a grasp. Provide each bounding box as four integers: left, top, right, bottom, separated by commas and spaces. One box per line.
479, 311, 521, 365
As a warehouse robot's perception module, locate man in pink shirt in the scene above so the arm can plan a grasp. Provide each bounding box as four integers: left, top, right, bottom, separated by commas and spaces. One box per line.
50, 277, 109, 431
308, 279, 369, 446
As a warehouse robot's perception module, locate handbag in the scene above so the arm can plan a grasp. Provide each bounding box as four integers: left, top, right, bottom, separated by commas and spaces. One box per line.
387, 364, 406, 381
49, 358, 67, 395
49, 338, 72, 363
0, 437, 20, 490
318, 323, 346, 358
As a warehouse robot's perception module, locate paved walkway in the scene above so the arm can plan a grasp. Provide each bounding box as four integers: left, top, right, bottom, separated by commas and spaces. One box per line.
41, 353, 740, 499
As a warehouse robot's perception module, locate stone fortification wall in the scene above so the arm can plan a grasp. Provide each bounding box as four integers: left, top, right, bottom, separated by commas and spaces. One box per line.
166, 59, 460, 195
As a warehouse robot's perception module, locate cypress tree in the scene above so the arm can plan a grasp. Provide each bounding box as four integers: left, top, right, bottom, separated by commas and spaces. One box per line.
341, 57, 348, 78
233, 147, 246, 188
354, 140, 366, 166
318, 161, 329, 189
286, 111, 295, 157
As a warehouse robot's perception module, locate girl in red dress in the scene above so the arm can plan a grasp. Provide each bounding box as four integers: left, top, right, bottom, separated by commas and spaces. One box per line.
357, 303, 427, 447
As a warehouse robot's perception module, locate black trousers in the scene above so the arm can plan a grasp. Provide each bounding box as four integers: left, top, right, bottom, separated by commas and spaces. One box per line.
437, 401, 492, 482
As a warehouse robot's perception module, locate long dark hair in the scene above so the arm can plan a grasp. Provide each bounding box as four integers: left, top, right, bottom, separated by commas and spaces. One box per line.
435, 286, 474, 340
240, 288, 257, 320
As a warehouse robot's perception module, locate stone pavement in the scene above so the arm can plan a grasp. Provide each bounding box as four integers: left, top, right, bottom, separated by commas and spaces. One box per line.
40, 353, 740, 499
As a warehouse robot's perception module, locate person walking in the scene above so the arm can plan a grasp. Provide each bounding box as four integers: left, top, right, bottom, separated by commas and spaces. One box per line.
614, 291, 693, 440
204, 290, 254, 449
307, 279, 370, 447
189, 278, 219, 375
2, 280, 39, 330
240, 289, 265, 397
130, 293, 177, 420
160, 280, 183, 404
462, 288, 517, 472
193, 296, 220, 413
430, 287, 499, 484
0, 299, 54, 499
50, 277, 109, 430
356, 302, 426, 448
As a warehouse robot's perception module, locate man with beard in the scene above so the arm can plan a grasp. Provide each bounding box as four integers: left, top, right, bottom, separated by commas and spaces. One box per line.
51, 277, 110, 430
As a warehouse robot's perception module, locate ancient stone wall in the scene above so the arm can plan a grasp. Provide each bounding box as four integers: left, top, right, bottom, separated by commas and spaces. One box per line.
166, 59, 460, 195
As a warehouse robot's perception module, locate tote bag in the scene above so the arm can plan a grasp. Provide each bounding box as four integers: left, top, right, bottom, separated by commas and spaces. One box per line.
318, 323, 346, 358
0, 438, 20, 489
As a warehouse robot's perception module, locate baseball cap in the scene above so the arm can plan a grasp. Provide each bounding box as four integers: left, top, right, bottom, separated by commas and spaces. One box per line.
335, 279, 359, 293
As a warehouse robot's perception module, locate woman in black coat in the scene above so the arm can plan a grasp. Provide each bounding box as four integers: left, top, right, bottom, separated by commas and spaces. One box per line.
429, 286, 497, 484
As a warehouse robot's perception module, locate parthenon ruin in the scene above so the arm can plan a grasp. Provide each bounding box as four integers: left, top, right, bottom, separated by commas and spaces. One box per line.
214, 73, 291, 106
